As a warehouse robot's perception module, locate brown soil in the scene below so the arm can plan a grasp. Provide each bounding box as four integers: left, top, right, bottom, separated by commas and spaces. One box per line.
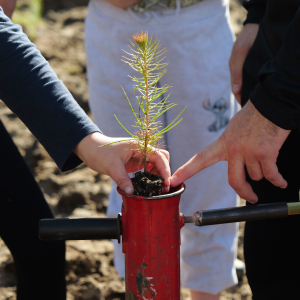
0, 1, 252, 299
133, 172, 165, 196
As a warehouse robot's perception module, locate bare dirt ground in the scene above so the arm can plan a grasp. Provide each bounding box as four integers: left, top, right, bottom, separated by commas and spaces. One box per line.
0, 1, 251, 299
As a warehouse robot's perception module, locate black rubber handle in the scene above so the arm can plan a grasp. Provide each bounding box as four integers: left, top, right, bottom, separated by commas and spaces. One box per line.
39, 217, 121, 242
196, 202, 289, 226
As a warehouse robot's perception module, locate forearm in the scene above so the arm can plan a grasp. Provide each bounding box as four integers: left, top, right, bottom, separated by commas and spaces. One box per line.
249, 7, 300, 131
0, 0, 17, 18
0, 9, 100, 171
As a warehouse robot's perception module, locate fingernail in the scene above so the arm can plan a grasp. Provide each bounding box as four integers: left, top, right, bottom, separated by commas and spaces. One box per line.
124, 186, 133, 194
171, 176, 178, 187
249, 199, 258, 204
232, 84, 239, 93
282, 182, 288, 189
249, 196, 258, 204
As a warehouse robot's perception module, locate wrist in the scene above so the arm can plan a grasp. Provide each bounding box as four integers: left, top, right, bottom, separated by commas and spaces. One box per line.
73, 132, 105, 163
250, 84, 295, 131
2, 8, 13, 18
238, 23, 259, 48
244, 23, 259, 27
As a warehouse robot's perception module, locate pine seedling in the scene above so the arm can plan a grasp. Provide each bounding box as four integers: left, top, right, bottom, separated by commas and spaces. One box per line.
101, 31, 186, 171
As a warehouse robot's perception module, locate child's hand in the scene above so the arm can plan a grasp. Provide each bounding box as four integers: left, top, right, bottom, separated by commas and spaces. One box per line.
74, 132, 171, 194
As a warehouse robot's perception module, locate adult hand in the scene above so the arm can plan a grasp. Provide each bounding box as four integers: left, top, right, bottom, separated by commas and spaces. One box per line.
229, 23, 259, 104
171, 101, 291, 203
0, 0, 17, 18
104, 0, 140, 9
74, 132, 171, 195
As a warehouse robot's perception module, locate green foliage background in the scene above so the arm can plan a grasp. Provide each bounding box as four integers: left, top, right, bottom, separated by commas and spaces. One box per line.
12, 0, 43, 40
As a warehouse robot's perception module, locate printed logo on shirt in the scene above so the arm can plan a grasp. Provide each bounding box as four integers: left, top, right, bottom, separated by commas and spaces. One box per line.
203, 96, 229, 132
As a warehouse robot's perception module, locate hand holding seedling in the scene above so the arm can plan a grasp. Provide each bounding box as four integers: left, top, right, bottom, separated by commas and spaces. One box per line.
74, 132, 171, 195
171, 101, 291, 203
100, 32, 185, 195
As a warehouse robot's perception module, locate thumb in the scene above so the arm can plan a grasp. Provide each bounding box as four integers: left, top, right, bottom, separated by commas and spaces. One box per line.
170, 139, 225, 187
231, 68, 242, 103
109, 160, 134, 194
231, 46, 249, 102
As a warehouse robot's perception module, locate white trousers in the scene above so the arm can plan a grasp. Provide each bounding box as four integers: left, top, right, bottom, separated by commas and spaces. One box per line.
85, 0, 238, 293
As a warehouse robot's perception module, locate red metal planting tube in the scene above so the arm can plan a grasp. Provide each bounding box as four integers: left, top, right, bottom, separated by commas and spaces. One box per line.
117, 183, 185, 300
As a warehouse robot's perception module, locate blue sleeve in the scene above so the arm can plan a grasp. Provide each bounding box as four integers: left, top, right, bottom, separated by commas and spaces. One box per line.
0, 8, 101, 171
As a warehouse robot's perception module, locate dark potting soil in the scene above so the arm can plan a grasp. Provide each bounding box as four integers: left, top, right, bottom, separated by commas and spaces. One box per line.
133, 171, 165, 197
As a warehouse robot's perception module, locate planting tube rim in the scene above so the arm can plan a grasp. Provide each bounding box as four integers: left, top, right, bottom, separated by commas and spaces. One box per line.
117, 182, 185, 200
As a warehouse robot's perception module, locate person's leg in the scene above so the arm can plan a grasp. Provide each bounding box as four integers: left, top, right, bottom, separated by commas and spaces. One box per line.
0, 121, 66, 300
241, 26, 300, 300
244, 130, 300, 300
159, 3, 237, 298
85, 2, 237, 296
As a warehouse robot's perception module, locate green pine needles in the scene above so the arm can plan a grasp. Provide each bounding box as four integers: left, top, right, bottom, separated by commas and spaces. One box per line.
101, 31, 186, 171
